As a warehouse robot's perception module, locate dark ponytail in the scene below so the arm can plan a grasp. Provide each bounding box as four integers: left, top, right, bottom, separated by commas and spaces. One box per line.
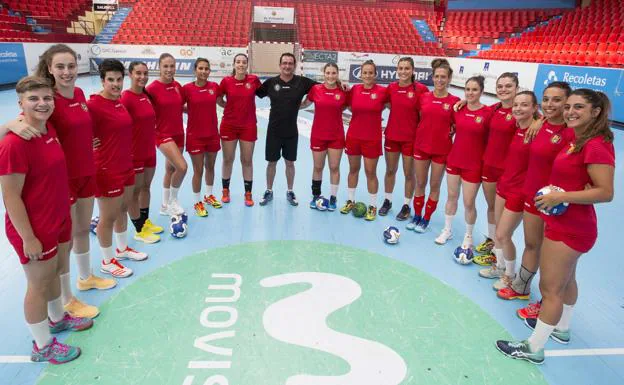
466, 75, 485, 92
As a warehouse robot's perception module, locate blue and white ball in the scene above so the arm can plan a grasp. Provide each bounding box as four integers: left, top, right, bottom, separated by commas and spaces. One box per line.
170, 214, 188, 238
90, 216, 99, 235
315, 196, 330, 211
453, 246, 474, 265
180, 213, 189, 223
535, 186, 569, 216
383, 226, 400, 244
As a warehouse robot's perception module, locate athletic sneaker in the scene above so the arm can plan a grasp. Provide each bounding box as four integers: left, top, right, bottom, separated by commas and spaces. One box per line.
63, 297, 99, 319
100, 258, 133, 278
415, 218, 429, 233
493, 275, 514, 291
434, 228, 453, 245
159, 203, 169, 216
406, 215, 421, 230
194, 201, 208, 217
310, 195, 320, 209
244, 191, 254, 207
479, 265, 505, 279
259, 190, 273, 206
475, 237, 495, 254
378, 199, 392, 216
524, 317, 570, 344
365, 205, 377, 221
134, 228, 160, 244
144, 219, 164, 234
49, 313, 93, 333
286, 191, 299, 206
517, 301, 542, 319
495, 340, 544, 365
116, 246, 148, 261
76, 274, 117, 291
473, 253, 497, 266
168, 198, 185, 215
396, 204, 411, 221
328, 196, 337, 211
497, 286, 530, 300
31, 337, 81, 365
221, 188, 231, 203
340, 200, 355, 214
204, 194, 222, 208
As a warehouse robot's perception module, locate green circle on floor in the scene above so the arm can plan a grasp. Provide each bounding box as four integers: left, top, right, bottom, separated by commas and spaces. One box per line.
37, 241, 547, 385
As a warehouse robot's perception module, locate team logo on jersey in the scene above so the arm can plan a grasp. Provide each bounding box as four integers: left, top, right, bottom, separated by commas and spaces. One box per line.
209, 89, 215, 95
274, 84, 281, 92
566, 143, 576, 154
551, 134, 561, 144
245, 83, 252, 89
371, 93, 378, 100
335, 94, 341, 100
475, 116, 483, 123
80, 103, 88, 112
407, 92, 414, 99
506, 114, 513, 121
443, 103, 450, 110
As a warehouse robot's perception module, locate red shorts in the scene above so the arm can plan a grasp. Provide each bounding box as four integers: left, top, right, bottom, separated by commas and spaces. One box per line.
446, 165, 481, 184
95, 169, 135, 198
156, 134, 184, 149
544, 224, 596, 253
384, 139, 413, 157
186, 135, 221, 155
481, 165, 504, 183
310, 136, 345, 152
8, 215, 72, 265
413, 148, 446, 164
68, 175, 96, 204
497, 188, 525, 213
523, 196, 541, 216
345, 137, 382, 159
220, 124, 257, 142
133, 154, 157, 174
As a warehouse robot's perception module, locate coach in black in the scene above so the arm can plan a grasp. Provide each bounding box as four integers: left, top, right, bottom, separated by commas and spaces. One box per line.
256, 52, 317, 207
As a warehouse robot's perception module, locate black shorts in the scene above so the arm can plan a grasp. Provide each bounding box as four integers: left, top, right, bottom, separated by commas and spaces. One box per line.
265, 134, 298, 162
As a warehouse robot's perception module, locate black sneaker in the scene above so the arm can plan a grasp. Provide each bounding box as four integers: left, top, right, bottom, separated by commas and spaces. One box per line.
395, 204, 411, 221
259, 189, 273, 206
378, 199, 392, 216
286, 191, 299, 206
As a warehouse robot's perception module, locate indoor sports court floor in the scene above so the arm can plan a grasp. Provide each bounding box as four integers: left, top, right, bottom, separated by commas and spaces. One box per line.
0, 75, 622, 385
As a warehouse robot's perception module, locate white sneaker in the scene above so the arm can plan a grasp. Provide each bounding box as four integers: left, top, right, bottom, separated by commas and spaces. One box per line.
493, 274, 515, 291
479, 265, 505, 279
462, 234, 473, 250
168, 198, 185, 215
116, 246, 148, 261
159, 203, 169, 216
100, 258, 133, 278
435, 228, 453, 245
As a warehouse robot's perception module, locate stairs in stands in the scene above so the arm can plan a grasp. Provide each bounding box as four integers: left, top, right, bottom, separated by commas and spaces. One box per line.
94, 7, 131, 43
412, 19, 437, 43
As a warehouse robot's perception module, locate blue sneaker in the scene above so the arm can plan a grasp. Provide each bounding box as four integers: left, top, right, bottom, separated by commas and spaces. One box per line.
286, 190, 299, 206
406, 215, 421, 231
328, 196, 337, 211
495, 339, 544, 365
310, 195, 320, 209
259, 190, 273, 206
49, 313, 93, 334
31, 337, 81, 365
415, 218, 430, 233
524, 317, 570, 344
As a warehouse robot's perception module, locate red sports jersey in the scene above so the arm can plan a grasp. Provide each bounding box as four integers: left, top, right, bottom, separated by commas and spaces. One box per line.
182, 81, 222, 138
545, 136, 615, 241
414, 92, 461, 155
498, 127, 532, 196
87, 94, 133, 174
48, 87, 95, 179
347, 84, 388, 141
308, 84, 347, 141
385, 81, 427, 142
145, 79, 184, 138
0, 124, 70, 243
483, 104, 516, 168
220, 74, 262, 129
120, 90, 156, 162
447, 105, 492, 171
523, 122, 575, 198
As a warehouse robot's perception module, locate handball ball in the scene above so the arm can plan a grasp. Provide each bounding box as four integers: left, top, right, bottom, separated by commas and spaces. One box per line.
90, 216, 99, 235
170, 215, 188, 238
315, 196, 329, 211
535, 186, 569, 216
383, 226, 400, 244
453, 246, 474, 265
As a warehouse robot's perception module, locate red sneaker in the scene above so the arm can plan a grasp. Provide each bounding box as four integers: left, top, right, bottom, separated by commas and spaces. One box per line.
497, 287, 530, 301
244, 191, 254, 207
517, 301, 541, 320
221, 188, 231, 203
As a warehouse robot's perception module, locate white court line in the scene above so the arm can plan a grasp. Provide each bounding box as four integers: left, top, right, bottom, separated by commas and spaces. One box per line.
546, 348, 624, 357
0, 356, 37, 363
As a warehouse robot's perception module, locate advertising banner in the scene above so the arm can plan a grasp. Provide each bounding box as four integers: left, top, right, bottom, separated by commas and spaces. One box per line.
302, 50, 338, 63
23, 43, 90, 75
0, 43, 28, 85
93, 0, 118, 12
447, 57, 539, 94
253, 6, 295, 24
348, 64, 433, 86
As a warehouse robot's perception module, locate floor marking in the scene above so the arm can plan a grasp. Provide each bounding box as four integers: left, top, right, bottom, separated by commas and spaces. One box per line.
0, 356, 37, 363
546, 348, 624, 357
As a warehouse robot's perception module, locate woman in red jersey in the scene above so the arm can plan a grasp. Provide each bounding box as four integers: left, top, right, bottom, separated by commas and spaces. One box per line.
182, 58, 223, 217
146, 53, 187, 216
380, 57, 429, 220
497, 89, 615, 364
300, 62, 347, 211
217, 53, 262, 206
89, 59, 150, 279
121, 61, 163, 244
496, 82, 574, 315
409, 59, 460, 233
340, 60, 389, 221
0, 77, 92, 365
435, 75, 491, 251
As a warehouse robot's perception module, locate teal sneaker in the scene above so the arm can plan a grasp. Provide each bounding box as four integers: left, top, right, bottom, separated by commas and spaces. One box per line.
524, 317, 570, 344
49, 313, 94, 334
406, 215, 421, 231
495, 339, 544, 365
31, 337, 81, 365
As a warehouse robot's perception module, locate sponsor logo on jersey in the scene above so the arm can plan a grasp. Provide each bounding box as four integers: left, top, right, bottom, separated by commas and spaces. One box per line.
551, 134, 562, 144
274, 84, 281, 92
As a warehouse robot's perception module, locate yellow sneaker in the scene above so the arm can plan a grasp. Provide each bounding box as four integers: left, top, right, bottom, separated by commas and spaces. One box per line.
194, 201, 208, 217
64, 297, 100, 319
204, 194, 223, 208
365, 205, 377, 221
144, 219, 164, 234
76, 274, 117, 291
134, 228, 161, 244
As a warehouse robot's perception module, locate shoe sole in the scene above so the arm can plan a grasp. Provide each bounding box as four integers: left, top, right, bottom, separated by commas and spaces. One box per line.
116, 255, 148, 262
497, 292, 530, 300
494, 342, 544, 365
100, 268, 133, 278
434, 235, 453, 245
378, 211, 389, 216
133, 235, 161, 244
473, 258, 495, 266
40, 348, 82, 365
396, 215, 409, 221
524, 319, 570, 344
478, 272, 503, 279
76, 281, 117, 291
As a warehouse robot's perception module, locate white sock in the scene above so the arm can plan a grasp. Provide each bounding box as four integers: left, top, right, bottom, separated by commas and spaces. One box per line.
444, 214, 454, 231
205, 185, 213, 196
74, 251, 91, 280
385, 192, 392, 201
465, 223, 474, 237
114, 230, 128, 252
348, 188, 355, 201
28, 319, 52, 350
556, 304, 574, 331
330, 184, 338, 197
370, 193, 377, 207
528, 319, 555, 352
494, 248, 505, 270
101, 245, 116, 264
488, 222, 496, 240
193, 192, 202, 203
462, 233, 473, 249
404, 197, 411, 205
504, 259, 516, 278
47, 296, 65, 323
162, 188, 170, 206
170, 186, 180, 200
59, 273, 72, 306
